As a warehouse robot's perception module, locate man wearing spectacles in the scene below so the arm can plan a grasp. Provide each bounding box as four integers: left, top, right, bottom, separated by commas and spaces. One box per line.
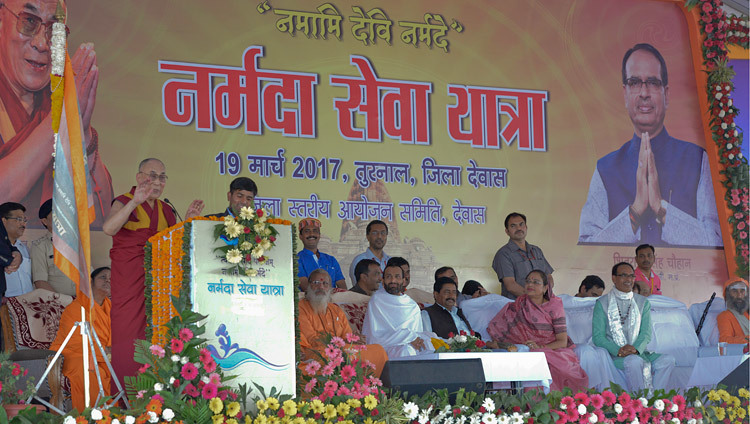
0, 0, 113, 226
0, 202, 33, 299
579, 43, 721, 247
103, 158, 204, 386
592, 261, 675, 391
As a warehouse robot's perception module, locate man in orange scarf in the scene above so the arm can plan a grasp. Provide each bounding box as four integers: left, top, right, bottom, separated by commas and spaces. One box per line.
299, 269, 387, 377
717, 278, 749, 344
50, 267, 112, 411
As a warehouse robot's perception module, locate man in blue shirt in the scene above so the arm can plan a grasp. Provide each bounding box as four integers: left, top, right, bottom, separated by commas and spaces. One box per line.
297, 218, 346, 290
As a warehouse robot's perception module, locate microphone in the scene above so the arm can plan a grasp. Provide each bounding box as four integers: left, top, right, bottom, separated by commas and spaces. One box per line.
163, 198, 184, 222
695, 292, 716, 337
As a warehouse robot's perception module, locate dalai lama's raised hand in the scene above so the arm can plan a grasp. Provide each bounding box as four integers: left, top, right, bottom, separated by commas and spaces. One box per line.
185, 200, 205, 219
131, 180, 151, 205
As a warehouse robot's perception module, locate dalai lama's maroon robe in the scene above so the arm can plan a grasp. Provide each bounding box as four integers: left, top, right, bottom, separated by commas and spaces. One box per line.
110, 187, 176, 386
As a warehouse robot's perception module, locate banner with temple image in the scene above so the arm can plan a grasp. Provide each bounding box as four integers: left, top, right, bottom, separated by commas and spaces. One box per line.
190, 221, 295, 397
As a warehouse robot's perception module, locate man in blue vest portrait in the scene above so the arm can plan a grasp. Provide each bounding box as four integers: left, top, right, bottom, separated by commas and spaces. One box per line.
578, 43, 722, 247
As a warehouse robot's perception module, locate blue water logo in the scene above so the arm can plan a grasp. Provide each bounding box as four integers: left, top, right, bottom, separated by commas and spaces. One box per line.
207, 324, 289, 371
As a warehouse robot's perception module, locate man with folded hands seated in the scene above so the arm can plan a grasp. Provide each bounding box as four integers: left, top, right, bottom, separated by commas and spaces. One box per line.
298, 268, 387, 377
575, 275, 605, 298
593, 262, 675, 391
717, 278, 749, 345
350, 259, 381, 296
421, 277, 485, 342
362, 264, 436, 358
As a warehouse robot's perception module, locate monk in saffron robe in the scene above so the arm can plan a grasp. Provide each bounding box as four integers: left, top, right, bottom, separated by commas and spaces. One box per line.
103, 158, 203, 386
0, 0, 112, 223
299, 269, 387, 378
51, 267, 112, 411
488, 269, 589, 392
717, 278, 749, 344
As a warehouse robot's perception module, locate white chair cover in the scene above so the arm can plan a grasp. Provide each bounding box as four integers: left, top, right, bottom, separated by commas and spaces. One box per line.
460, 294, 513, 341
646, 295, 699, 367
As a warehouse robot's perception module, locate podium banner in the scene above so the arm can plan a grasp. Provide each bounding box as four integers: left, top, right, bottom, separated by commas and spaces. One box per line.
190, 221, 296, 397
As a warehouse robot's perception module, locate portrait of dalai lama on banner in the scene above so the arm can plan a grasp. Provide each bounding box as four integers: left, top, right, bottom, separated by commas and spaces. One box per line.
0, 0, 112, 227
578, 43, 722, 248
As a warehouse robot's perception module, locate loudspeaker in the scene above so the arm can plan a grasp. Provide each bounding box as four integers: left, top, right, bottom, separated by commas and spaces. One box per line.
380, 358, 486, 398
718, 358, 749, 389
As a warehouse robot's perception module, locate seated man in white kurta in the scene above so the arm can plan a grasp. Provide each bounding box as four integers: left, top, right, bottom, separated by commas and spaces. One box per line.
362, 264, 436, 358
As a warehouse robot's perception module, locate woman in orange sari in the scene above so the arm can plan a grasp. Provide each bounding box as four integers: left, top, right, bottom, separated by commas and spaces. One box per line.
487, 269, 588, 392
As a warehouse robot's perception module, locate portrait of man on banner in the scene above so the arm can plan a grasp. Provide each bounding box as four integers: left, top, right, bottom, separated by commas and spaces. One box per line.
0, 0, 112, 227
578, 43, 722, 248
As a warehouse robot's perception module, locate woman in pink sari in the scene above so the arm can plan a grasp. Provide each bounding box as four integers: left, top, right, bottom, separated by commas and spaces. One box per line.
487, 269, 588, 392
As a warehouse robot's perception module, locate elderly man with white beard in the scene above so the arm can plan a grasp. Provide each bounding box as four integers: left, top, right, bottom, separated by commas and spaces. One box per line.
298, 269, 388, 377
362, 264, 437, 358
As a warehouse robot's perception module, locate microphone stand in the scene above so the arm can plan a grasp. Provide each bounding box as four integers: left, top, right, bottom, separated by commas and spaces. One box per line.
163, 198, 184, 221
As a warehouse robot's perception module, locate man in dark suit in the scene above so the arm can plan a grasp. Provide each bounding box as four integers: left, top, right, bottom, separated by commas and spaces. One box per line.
421, 277, 476, 339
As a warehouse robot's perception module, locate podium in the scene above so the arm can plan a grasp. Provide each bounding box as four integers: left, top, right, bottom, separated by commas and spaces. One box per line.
145, 217, 296, 397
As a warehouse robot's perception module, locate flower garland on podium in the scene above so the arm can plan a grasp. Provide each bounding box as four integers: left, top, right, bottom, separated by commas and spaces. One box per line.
144, 215, 291, 346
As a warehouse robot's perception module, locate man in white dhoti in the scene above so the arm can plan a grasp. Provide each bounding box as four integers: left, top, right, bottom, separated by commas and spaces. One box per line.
362, 264, 436, 358
593, 262, 675, 391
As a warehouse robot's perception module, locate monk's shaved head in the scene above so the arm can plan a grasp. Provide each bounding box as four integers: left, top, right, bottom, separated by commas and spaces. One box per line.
138, 158, 165, 172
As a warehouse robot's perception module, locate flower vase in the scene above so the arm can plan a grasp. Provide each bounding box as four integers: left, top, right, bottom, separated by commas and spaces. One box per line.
2, 404, 46, 418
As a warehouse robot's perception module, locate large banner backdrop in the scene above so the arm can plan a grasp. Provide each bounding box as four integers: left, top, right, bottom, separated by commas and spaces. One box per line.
5, 0, 732, 305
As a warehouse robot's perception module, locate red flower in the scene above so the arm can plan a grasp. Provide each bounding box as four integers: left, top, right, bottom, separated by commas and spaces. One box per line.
243, 226, 251, 234
371, 409, 379, 416
269, 236, 276, 242
702, 2, 713, 13
170, 338, 184, 353
705, 23, 715, 33
256, 209, 264, 217
255, 235, 262, 243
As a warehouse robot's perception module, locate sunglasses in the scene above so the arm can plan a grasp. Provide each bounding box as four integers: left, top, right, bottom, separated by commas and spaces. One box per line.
1, 4, 69, 43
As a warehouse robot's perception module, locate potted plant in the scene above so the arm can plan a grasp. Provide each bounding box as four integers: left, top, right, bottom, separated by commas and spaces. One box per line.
0, 352, 43, 417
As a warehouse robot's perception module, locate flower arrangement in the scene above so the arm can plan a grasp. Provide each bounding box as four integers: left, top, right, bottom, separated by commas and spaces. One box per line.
300, 333, 384, 403
214, 207, 280, 276
252, 394, 394, 424
687, 0, 749, 277
0, 352, 35, 405
124, 290, 245, 424
433, 331, 489, 353
726, 15, 749, 48
699, 387, 749, 423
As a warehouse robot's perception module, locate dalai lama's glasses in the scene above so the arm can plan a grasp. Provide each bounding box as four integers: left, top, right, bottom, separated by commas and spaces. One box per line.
309, 280, 331, 287
1, 4, 69, 43
139, 172, 169, 183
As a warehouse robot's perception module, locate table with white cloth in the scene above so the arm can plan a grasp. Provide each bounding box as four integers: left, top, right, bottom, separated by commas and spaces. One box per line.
389, 351, 553, 393
686, 354, 748, 389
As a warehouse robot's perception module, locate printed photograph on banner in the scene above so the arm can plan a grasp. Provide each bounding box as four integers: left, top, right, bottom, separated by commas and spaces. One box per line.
578, 43, 723, 248
0, 0, 113, 228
